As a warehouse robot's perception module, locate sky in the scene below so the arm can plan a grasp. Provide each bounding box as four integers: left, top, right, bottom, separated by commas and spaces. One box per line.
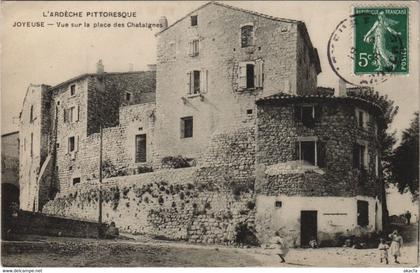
1, 1, 419, 139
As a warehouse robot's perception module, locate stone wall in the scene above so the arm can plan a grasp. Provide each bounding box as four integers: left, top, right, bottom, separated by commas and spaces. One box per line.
58, 102, 155, 195
87, 71, 156, 136
2, 132, 19, 188
43, 168, 256, 244
256, 99, 380, 198
5, 210, 105, 239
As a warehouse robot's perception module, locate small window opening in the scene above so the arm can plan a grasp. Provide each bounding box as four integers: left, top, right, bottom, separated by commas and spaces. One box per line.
241, 25, 254, 48
70, 84, 76, 96
275, 201, 282, 208
135, 134, 147, 163
191, 15, 198, 26
181, 116, 193, 138
30, 105, 34, 122
125, 92, 132, 102
68, 136, 75, 152
72, 177, 81, 185
247, 109, 253, 115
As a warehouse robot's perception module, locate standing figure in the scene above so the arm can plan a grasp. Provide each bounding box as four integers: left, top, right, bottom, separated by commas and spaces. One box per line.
378, 238, 389, 264
363, 11, 401, 71
405, 210, 411, 225
269, 231, 289, 263
388, 230, 403, 263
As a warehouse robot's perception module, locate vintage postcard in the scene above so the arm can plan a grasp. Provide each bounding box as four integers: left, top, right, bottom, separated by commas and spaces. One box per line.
1, 0, 419, 269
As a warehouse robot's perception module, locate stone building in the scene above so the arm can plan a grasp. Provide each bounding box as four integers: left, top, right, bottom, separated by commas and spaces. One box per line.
19, 63, 156, 211
19, 2, 387, 246
2, 131, 20, 210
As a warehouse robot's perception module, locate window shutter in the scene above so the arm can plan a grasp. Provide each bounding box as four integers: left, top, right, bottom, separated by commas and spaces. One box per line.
353, 143, 359, 168
294, 141, 300, 160
365, 145, 370, 169
294, 105, 301, 122
187, 72, 192, 95
76, 106, 80, 122
255, 59, 264, 88
365, 112, 370, 128
238, 62, 247, 89
188, 41, 193, 56
315, 105, 322, 122
317, 141, 326, 168
200, 69, 208, 93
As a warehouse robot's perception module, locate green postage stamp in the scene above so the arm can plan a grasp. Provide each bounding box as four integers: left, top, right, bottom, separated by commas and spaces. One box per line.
354, 7, 408, 74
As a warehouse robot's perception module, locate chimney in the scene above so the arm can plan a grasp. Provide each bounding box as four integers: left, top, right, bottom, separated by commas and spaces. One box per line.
337, 78, 347, 97
159, 16, 168, 30
128, 63, 134, 72
147, 64, 157, 71
96, 59, 104, 74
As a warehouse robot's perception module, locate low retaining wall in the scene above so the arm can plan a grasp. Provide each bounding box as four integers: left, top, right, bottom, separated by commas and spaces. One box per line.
3, 210, 105, 239
43, 168, 256, 245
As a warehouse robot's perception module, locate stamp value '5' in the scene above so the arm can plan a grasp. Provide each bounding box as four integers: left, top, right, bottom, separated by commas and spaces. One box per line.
354, 7, 408, 74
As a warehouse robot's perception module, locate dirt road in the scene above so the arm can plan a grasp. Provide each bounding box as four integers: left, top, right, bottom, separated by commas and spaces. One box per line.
1, 235, 418, 267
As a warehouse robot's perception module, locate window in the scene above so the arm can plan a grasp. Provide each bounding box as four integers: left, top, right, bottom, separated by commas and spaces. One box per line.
357, 200, 369, 227
296, 138, 326, 167
68, 136, 75, 153
181, 117, 193, 138
191, 15, 198, 26
70, 84, 76, 96
125, 92, 132, 102
238, 60, 263, 90
275, 201, 282, 208
187, 70, 208, 95
294, 105, 322, 128
64, 106, 79, 123
353, 142, 368, 170
247, 109, 253, 115
30, 105, 34, 122
189, 39, 199, 56
72, 177, 81, 185
193, 71, 200, 94
30, 133, 33, 157
69, 107, 76, 122
300, 141, 316, 166
355, 108, 369, 129
135, 134, 147, 163
246, 64, 255, 88
241, 25, 254, 47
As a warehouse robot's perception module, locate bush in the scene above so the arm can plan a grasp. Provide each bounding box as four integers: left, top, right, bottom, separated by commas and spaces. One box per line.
102, 160, 128, 178
234, 223, 260, 246
136, 165, 153, 174
161, 155, 192, 169
246, 201, 255, 210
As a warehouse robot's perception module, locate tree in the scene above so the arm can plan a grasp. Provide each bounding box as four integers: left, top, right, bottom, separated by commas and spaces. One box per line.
390, 112, 419, 200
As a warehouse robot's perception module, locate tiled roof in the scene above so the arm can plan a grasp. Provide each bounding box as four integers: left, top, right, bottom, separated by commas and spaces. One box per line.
156, 1, 300, 36
49, 71, 155, 91
256, 92, 384, 113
